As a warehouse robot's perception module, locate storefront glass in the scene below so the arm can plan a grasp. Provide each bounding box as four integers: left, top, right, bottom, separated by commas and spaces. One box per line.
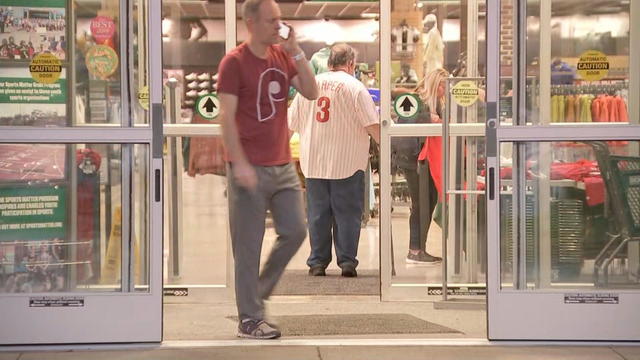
385, 0, 487, 298
499, 140, 640, 289
0, 0, 149, 127
160, 1, 228, 287
0, 143, 150, 293
0, 0, 154, 293
497, 0, 636, 289
499, 0, 632, 126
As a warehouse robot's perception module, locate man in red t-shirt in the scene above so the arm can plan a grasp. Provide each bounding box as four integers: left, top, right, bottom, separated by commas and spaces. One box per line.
217, 0, 318, 340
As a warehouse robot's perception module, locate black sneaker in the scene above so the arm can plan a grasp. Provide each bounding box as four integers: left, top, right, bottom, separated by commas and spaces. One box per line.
308, 266, 326, 276
341, 264, 358, 277
237, 319, 281, 339
406, 250, 442, 265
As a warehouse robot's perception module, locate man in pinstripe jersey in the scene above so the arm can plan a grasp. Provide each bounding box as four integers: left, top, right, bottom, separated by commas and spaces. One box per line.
288, 43, 380, 278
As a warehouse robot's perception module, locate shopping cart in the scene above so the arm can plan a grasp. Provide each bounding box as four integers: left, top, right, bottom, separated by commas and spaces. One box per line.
589, 141, 640, 286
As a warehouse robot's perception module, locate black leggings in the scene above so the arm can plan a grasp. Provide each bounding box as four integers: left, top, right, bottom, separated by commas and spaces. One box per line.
402, 162, 439, 251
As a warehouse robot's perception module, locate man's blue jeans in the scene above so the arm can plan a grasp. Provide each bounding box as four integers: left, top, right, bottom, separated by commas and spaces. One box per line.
306, 170, 364, 269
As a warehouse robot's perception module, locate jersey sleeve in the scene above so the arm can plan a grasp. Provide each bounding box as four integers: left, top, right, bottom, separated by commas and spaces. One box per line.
216, 55, 240, 96
355, 86, 379, 127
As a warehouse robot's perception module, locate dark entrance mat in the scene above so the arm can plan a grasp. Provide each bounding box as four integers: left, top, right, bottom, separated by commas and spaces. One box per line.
228, 314, 460, 336
271, 269, 380, 296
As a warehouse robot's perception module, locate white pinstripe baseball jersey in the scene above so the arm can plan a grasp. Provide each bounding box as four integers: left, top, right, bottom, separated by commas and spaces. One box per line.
288, 70, 379, 179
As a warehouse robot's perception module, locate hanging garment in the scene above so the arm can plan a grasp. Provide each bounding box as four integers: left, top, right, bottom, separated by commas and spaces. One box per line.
310, 47, 330, 75
551, 95, 560, 122
580, 95, 593, 122
565, 95, 576, 122
574, 93, 581, 122
614, 96, 629, 123
591, 96, 602, 122
392, 25, 420, 54
551, 95, 566, 123
592, 96, 601, 122
422, 26, 444, 74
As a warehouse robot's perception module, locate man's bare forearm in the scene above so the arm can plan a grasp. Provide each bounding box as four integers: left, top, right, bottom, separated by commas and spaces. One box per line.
220, 111, 249, 165
293, 56, 318, 99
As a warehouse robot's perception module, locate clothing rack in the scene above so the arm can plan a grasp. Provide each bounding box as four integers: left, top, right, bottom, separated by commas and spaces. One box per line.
550, 80, 629, 123
551, 80, 628, 95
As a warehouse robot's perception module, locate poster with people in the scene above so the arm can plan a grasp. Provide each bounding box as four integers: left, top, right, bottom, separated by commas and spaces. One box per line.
0, 239, 69, 293
0, 1, 66, 61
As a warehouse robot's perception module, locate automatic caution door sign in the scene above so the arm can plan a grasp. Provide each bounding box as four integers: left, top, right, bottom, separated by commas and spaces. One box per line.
577, 50, 609, 81
196, 93, 220, 120
138, 86, 149, 110
30, 53, 62, 84
451, 80, 479, 107
393, 93, 420, 120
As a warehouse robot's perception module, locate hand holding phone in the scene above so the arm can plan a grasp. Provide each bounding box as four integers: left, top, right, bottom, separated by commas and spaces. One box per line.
278, 22, 291, 40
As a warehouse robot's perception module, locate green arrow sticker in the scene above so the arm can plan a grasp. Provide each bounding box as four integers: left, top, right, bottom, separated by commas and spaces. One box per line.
393, 93, 420, 120
195, 93, 220, 120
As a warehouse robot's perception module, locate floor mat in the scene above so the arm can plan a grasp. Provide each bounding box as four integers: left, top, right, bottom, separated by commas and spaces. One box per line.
228, 314, 460, 336
272, 269, 380, 296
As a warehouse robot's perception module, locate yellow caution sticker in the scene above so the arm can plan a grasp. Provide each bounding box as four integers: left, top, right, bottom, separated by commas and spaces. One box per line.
29, 53, 62, 84
577, 50, 609, 81
450, 80, 479, 107
86, 45, 119, 79
138, 86, 149, 110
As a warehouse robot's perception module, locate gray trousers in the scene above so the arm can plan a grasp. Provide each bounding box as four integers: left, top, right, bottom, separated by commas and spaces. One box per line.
227, 163, 307, 321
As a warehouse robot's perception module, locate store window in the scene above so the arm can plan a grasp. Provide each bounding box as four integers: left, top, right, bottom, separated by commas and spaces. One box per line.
0, 0, 149, 126
499, 140, 640, 289
0, 0, 151, 293
162, 1, 225, 116
0, 0, 69, 126
0, 143, 150, 293
500, 0, 631, 126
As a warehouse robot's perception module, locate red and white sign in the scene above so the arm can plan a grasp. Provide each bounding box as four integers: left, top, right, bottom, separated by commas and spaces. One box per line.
90, 16, 116, 43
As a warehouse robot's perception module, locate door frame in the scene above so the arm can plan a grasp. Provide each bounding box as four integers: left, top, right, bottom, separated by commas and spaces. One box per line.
379, 0, 488, 302
485, 0, 640, 341
0, 0, 164, 345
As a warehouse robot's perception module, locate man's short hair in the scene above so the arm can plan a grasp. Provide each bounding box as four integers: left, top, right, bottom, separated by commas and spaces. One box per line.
328, 43, 357, 69
242, 0, 268, 22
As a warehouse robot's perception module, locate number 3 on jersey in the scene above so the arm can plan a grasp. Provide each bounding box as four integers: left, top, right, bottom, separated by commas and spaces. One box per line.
315, 96, 331, 123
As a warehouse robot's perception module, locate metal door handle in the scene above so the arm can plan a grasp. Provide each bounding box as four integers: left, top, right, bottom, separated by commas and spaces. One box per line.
155, 169, 161, 202
488, 167, 495, 200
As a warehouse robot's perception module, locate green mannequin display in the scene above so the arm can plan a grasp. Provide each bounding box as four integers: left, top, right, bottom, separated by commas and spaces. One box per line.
310, 47, 331, 75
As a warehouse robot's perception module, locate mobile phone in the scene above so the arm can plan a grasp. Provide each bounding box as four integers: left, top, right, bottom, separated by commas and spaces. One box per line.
278, 22, 291, 40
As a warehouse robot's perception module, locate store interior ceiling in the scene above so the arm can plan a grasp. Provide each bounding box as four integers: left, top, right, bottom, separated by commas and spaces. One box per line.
74, 0, 628, 22
161, 1, 380, 20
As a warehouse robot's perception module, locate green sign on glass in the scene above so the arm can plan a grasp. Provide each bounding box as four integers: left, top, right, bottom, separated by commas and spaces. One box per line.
0, 186, 67, 242
0, 0, 66, 8
0, 78, 67, 104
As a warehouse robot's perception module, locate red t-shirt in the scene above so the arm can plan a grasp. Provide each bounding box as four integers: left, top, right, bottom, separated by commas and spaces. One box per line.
217, 43, 298, 166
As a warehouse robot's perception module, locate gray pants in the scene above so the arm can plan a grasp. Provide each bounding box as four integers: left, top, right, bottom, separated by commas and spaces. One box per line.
227, 163, 306, 321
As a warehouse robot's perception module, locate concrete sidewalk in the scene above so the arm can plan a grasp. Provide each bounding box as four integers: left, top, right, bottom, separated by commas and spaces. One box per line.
1, 343, 639, 360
